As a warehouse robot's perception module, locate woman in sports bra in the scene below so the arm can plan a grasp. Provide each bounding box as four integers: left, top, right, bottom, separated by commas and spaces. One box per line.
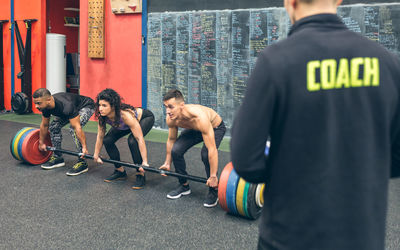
93, 88, 154, 189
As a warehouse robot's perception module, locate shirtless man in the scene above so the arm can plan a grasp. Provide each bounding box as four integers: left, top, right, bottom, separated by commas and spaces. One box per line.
159, 89, 226, 207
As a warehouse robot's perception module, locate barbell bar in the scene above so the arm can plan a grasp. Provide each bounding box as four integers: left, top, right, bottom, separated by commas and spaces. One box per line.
46, 146, 208, 184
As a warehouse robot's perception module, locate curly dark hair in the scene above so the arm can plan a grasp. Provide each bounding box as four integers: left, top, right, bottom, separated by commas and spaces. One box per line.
95, 88, 136, 131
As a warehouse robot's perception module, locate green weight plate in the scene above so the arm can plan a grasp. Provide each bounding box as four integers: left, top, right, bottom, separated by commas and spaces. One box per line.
11, 127, 35, 161
242, 181, 250, 218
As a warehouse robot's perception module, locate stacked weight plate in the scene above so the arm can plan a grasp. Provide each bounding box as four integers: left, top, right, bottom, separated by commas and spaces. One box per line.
10, 127, 52, 165
218, 162, 265, 220
218, 144, 269, 219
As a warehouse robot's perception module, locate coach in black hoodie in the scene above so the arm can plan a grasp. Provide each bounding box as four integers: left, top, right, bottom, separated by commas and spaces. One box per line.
231, 0, 400, 249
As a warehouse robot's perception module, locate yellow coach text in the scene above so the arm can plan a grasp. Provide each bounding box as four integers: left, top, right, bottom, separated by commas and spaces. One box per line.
307, 57, 379, 92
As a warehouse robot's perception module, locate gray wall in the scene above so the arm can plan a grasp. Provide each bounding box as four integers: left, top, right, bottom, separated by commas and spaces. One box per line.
148, 0, 400, 12
146, 3, 400, 130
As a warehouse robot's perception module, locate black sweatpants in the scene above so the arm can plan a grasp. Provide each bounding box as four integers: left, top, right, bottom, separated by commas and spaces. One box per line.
103, 111, 154, 168
171, 121, 226, 184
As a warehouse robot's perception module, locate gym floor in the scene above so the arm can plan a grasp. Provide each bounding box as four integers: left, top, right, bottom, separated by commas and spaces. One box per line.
0, 117, 399, 249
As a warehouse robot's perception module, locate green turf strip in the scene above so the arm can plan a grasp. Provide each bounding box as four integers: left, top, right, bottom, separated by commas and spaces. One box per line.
0, 112, 230, 152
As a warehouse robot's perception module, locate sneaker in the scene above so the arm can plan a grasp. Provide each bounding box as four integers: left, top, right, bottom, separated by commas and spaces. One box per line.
66, 159, 89, 176
166, 184, 191, 199
41, 155, 65, 169
203, 188, 219, 208
104, 169, 127, 182
132, 174, 146, 189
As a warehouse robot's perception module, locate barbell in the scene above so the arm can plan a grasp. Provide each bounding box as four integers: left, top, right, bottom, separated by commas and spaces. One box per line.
10, 127, 52, 164
11, 127, 266, 220
47, 146, 210, 183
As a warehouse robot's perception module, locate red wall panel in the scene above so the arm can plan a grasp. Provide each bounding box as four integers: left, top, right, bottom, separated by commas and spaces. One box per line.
46, 0, 79, 53
0, 0, 46, 111
14, 0, 46, 113
80, 0, 142, 109
0, 0, 11, 110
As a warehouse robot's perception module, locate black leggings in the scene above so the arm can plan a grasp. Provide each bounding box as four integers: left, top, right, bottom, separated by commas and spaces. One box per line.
103, 111, 154, 169
171, 121, 226, 184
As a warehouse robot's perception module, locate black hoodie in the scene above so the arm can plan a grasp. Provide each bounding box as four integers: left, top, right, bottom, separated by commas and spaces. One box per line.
231, 14, 400, 250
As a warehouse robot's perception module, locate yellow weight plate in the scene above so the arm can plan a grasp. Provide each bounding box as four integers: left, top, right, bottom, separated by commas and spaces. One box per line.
260, 183, 265, 206
235, 178, 247, 217
12, 127, 35, 161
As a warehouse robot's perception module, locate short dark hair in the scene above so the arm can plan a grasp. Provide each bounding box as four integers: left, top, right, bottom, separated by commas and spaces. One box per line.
33, 88, 51, 98
163, 89, 184, 102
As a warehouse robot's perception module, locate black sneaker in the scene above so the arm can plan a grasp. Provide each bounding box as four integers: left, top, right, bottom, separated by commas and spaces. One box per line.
41, 155, 65, 169
132, 174, 146, 190
166, 184, 191, 199
203, 188, 219, 208
66, 159, 89, 176
104, 169, 127, 182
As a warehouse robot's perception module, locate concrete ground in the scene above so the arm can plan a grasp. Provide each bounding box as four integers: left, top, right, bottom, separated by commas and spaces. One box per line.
0, 120, 399, 249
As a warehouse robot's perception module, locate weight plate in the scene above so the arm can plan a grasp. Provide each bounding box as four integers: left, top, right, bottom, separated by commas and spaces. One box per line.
260, 183, 265, 206
21, 129, 52, 165
11, 127, 35, 161
226, 168, 240, 215
255, 183, 263, 208
235, 178, 247, 217
10, 129, 23, 160
11, 92, 29, 114
242, 181, 250, 218
247, 183, 262, 220
17, 128, 36, 162
218, 162, 233, 212
10, 127, 27, 160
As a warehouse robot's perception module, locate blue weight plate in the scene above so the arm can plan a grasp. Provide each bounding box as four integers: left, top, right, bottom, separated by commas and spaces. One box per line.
226, 168, 240, 215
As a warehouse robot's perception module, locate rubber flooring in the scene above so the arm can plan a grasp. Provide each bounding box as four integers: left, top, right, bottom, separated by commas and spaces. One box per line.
1, 120, 399, 249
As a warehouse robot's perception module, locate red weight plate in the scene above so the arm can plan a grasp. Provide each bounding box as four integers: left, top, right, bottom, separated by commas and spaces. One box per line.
218, 162, 233, 212
21, 129, 52, 165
